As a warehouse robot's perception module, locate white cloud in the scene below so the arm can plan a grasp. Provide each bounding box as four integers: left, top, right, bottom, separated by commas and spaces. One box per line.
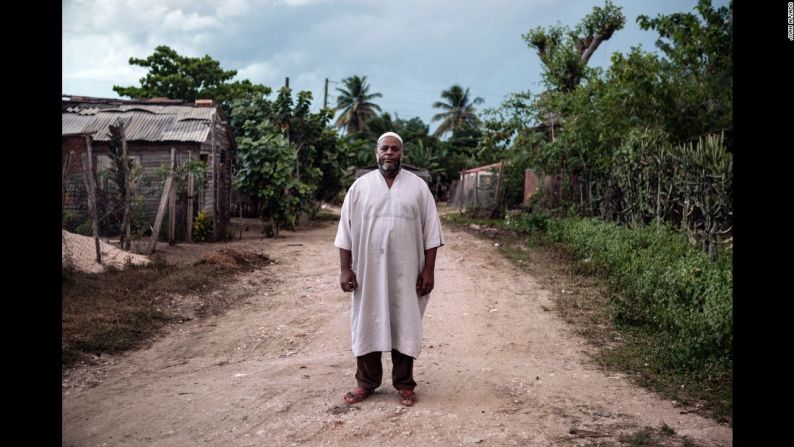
163, 9, 221, 31
63, 0, 730, 123
275, 0, 328, 7
237, 61, 277, 82
215, 0, 254, 18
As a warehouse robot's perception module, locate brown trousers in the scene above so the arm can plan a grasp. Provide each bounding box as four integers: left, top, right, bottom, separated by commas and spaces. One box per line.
355, 349, 416, 391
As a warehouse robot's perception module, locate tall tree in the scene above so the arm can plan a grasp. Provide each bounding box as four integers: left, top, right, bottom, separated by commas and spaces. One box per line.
366, 112, 432, 147
523, 0, 625, 92
113, 45, 270, 117
638, 0, 732, 147
363, 112, 397, 140
334, 75, 382, 134
431, 85, 484, 138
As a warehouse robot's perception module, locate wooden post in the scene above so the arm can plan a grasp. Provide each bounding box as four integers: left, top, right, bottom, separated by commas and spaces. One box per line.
168, 148, 176, 245
198, 177, 205, 212
474, 172, 479, 206
119, 120, 132, 250
493, 161, 505, 205
187, 152, 194, 243
211, 116, 219, 241
147, 176, 174, 255
459, 172, 465, 209
62, 152, 74, 211
83, 136, 102, 264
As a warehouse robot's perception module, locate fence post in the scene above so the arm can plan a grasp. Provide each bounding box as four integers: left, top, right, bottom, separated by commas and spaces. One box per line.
187, 152, 194, 243
211, 115, 219, 241
147, 175, 173, 255
62, 152, 74, 211
119, 120, 132, 250
168, 148, 176, 245
493, 161, 505, 205
83, 136, 101, 264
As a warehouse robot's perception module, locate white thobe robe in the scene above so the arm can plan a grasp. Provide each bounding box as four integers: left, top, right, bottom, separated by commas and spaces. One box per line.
334, 169, 444, 358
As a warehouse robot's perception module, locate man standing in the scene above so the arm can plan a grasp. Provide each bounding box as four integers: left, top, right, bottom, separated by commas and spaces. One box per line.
335, 131, 444, 407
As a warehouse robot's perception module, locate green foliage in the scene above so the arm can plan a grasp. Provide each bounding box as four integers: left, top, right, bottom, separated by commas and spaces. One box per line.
610, 130, 732, 255
545, 217, 731, 371
334, 75, 382, 134
484, 1, 734, 258
477, 91, 536, 158
129, 193, 151, 235
431, 85, 484, 138
232, 86, 343, 220
337, 135, 375, 189
157, 158, 209, 193
111, 45, 356, 231
504, 210, 550, 232
112, 45, 271, 117
113, 45, 237, 101
233, 119, 313, 235
364, 113, 431, 147
403, 139, 444, 184
523, 1, 625, 92
638, 0, 733, 147
193, 210, 213, 242
63, 210, 93, 236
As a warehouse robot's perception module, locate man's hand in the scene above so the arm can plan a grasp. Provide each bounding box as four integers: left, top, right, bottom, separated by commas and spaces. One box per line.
340, 268, 358, 292
416, 247, 438, 297
416, 269, 434, 297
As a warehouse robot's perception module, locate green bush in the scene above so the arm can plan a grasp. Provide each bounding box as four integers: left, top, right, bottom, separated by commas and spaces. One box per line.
504, 210, 550, 232
62, 210, 92, 236
546, 217, 732, 370
193, 210, 213, 242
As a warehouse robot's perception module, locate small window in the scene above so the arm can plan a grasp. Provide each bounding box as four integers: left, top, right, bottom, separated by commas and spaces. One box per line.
220, 149, 226, 164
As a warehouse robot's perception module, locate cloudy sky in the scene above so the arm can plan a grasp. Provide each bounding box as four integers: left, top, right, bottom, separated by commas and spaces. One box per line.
63, 0, 729, 133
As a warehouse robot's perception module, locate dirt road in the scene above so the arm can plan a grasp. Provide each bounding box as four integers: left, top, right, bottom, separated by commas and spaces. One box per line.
62, 218, 732, 446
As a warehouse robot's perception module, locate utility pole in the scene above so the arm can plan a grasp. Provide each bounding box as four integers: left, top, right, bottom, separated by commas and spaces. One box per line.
323, 78, 328, 108
285, 77, 289, 89
211, 114, 219, 241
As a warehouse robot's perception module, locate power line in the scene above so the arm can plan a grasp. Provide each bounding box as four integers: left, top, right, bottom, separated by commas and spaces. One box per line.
312, 99, 427, 118
377, 85, 506, 99
328, 79, 507, 98
373, 99, 436, 107
327, 95, 489, 109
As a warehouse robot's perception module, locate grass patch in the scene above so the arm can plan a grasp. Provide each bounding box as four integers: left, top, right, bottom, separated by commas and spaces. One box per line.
442, 214, 732, 425
62, 249, 269, 368
313, 209, 339, 221
617, 424, 700, 446
598, 325, 731, 423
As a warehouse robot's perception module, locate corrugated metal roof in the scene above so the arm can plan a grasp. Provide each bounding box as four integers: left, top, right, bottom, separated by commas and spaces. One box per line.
62, 103, 215, 142
61, 114, 97, 136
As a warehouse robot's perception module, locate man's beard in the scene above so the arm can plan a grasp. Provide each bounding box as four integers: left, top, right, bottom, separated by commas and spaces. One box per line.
377, 157, 401, 175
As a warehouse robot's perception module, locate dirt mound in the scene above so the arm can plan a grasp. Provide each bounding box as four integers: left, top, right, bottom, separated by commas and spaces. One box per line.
62, 230, 151, 273
195, 248, 271, 268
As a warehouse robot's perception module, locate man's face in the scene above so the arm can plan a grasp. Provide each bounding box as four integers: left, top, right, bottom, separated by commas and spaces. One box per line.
376, 136, 403, 174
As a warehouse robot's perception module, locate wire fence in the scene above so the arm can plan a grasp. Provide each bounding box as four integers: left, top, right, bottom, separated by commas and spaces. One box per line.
62, 141, 215, 270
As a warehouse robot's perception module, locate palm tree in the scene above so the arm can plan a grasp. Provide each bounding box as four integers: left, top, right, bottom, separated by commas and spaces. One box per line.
364, 112, 396, 141
431, 85, 484, 138
334, 75, 382, 134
